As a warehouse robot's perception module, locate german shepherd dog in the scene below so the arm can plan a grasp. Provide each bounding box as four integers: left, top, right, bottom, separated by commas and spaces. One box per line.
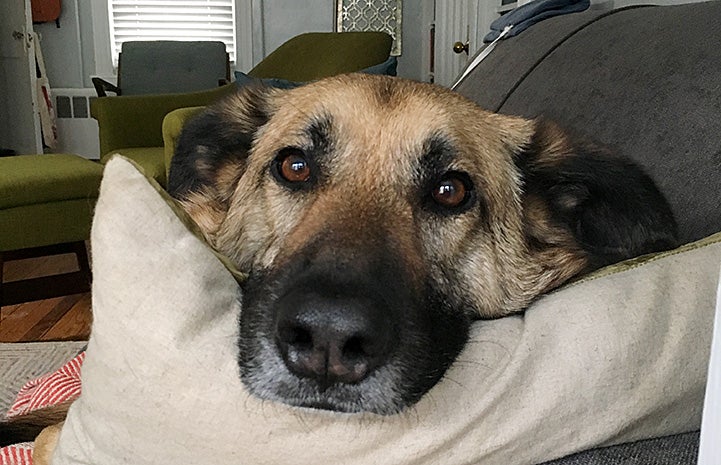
167, 74, 677, 415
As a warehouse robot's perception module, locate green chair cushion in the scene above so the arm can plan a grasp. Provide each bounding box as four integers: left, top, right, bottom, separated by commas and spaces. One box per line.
0, 154, 103, 210
105, 147, 167, 187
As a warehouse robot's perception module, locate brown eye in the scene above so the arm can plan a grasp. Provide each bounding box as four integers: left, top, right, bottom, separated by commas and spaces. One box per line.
431, 173, 473, 209
277, 150, 311, 183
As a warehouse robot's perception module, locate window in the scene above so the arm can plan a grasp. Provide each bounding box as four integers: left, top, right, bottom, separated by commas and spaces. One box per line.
107, 0, 236, 65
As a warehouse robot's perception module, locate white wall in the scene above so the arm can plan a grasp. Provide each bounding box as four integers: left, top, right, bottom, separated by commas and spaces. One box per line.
34, 0, 95, 88
258, 0, 334, 60
398, 0, 434, 82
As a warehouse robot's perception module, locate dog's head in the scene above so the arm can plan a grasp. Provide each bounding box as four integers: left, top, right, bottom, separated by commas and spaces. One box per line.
169, 74, 677, 414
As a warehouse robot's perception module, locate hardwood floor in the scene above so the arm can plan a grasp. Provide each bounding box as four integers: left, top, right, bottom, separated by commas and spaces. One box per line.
0, 253, 92, 343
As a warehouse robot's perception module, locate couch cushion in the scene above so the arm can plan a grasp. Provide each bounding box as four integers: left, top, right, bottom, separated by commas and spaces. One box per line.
540, 431, 700, 465
0, 155, 102, 210
52, 157, 716, 465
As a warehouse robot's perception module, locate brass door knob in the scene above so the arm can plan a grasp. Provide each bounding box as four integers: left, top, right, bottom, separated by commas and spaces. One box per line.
453, 41, 469, 55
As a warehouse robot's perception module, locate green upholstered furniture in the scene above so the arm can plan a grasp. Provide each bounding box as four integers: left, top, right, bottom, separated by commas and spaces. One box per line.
162, 106, 205, 178
0, 154, 104, 307
91, 31, 393, 187
247, 31, 393, 81
91, 85, 234, 187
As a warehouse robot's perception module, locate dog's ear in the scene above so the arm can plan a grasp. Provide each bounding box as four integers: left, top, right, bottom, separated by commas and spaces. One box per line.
517, 119, 678, 273
168, 85, 278, 235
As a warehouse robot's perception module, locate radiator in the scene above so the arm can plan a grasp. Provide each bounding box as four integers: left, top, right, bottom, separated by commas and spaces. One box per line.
53, 88, 100, 160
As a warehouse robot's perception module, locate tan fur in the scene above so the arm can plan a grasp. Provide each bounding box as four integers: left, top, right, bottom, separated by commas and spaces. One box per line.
183, 74, 592, 317
33, 422, 64, 465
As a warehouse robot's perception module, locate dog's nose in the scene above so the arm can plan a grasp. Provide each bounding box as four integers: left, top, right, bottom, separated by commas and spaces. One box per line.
275, 291, 394, 386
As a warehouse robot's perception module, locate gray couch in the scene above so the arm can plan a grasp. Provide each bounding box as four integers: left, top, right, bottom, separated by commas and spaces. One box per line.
455, 1, 721, 463
456, 1, 721, 245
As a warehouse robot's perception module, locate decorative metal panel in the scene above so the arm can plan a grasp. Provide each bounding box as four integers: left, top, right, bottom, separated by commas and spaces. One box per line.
336, 0, 402, 56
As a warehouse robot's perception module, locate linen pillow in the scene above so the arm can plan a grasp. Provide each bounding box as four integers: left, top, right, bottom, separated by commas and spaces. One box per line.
53, 157, 719, 465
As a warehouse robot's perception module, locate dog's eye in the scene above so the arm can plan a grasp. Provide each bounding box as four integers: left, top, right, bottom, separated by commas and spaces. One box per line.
274, 149, 312, 185
431, 172, 473, 210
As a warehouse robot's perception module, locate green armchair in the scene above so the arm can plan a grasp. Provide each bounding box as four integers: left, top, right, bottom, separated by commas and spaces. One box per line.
91, 32, 393, 187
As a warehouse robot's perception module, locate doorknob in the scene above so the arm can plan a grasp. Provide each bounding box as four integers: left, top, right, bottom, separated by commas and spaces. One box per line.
453, 41, 469, 55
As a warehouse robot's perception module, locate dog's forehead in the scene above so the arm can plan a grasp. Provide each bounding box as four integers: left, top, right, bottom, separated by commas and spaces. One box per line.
256, 76, 520, 174
275, 75, 467, 141
245, 75, 536, 204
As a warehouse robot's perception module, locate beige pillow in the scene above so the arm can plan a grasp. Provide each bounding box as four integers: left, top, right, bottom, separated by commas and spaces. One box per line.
53, 157, 719, 465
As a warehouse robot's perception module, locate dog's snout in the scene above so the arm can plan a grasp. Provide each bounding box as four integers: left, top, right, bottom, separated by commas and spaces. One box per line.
275, 291, 395, 386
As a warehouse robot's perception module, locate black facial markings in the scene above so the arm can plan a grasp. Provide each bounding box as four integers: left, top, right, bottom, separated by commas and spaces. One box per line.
516, 121, 678, 268
374, 78, 396, 105
237, 240, 472, 414
268, 114, 335, 192
168, 86, 271, 199
271, 148, 317, 191
306, 113, 334, 159
415, 134, 487, 219
416, 135, 456, 184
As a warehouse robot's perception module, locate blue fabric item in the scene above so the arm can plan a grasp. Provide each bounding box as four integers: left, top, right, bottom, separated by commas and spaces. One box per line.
357, 56, 398, 76
233, 56, 398, 90
233, 72, 303, 90
484, 0, 590, 42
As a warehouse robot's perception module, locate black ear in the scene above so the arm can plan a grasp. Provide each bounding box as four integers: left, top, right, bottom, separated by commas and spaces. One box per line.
518, 120, 678, 270
168, 85, 275, 201
167, 85, 277, 233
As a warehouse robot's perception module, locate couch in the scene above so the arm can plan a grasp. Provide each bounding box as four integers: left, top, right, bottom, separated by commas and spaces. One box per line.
90, 32, 393, 187
454, 1, 721, 462
2, 2, 720, 463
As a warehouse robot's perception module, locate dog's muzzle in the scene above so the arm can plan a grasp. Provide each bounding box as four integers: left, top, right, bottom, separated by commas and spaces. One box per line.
238, 239, 470, 415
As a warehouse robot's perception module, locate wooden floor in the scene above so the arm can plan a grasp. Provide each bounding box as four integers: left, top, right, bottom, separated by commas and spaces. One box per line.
0, 254, 92, 343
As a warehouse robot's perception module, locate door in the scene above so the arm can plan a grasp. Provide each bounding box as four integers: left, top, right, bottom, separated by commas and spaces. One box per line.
433, 0, 496, 88
0, 0, 42, 155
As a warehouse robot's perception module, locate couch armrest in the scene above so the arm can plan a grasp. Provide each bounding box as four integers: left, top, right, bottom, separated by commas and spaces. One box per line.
90, 84, 235, 161
162, 106, 206, 178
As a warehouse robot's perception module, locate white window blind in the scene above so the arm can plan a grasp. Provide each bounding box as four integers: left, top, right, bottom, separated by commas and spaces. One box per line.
108, 0, 236, 65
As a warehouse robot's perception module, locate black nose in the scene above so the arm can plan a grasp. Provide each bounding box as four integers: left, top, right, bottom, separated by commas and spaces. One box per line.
274, 290, 394, 387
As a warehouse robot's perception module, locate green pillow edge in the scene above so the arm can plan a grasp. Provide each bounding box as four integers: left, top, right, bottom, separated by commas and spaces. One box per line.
107, 155, 248, 284
571, 231, 721, 288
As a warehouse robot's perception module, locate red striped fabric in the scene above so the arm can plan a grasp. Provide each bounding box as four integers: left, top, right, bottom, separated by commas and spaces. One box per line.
7, 352, 84, 418
0, 443, 33, 465
1, 352, 86, 465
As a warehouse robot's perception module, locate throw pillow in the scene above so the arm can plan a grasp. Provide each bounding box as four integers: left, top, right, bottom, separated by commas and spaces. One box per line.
52, 157, 718, 465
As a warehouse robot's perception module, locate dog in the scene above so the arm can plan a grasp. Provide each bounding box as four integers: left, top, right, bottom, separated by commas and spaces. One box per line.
167, 73, 678, 415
